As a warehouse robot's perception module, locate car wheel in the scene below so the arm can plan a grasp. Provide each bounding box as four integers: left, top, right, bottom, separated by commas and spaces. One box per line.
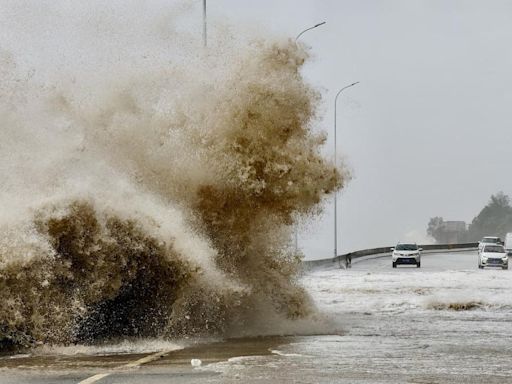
503, 266, 508, 270
478, 264, 483, 269
392, 262, 397, 268
416, 262, 421, 268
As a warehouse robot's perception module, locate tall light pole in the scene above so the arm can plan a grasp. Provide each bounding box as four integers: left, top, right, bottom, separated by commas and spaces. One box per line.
334, 82, 359, 262
202, 0, 207, 47
295, 21, 326, 43
293, 21, 326, 254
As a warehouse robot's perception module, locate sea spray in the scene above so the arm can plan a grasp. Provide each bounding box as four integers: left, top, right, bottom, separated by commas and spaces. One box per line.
0, 6, 345, 350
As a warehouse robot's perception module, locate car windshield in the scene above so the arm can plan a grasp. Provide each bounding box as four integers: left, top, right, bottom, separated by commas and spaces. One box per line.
396, 244, 418, 251
484, 245, 504, 253
482, 238, 499, 243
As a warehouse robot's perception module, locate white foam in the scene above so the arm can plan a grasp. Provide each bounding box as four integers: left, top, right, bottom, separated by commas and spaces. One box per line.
303, 263, 512, 316
35, 339, 183, 356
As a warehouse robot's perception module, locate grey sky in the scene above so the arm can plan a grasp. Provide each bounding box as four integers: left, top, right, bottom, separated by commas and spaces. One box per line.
206, 0, 512, 258
2, 1, 512, 259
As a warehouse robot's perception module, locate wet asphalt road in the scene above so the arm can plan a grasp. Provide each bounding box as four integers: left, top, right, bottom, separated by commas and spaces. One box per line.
1, 251, 511, 384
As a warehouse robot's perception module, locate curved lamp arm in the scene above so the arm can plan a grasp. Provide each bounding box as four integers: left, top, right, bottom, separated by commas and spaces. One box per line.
295, 21, 326, 42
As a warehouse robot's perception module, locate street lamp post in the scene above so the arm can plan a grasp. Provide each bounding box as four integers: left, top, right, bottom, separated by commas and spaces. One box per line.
334, 82, 359, 264
293, 21, 326, 253
202, 0, 207, 47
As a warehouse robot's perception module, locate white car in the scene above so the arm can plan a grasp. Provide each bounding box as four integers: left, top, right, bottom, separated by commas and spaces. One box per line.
391, 243, 422, 268
478, 236, 503, 252
478, 244, 508, 270
505, 233, 512, 256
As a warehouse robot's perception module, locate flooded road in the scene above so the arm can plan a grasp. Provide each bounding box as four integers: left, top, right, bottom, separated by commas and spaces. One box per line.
1, 251, 511, 383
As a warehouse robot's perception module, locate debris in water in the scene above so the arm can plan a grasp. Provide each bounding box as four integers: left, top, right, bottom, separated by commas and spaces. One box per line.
191, 359, 202, 367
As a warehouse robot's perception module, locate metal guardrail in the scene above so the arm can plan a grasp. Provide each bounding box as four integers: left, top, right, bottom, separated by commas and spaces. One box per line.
303, 242, 478, 270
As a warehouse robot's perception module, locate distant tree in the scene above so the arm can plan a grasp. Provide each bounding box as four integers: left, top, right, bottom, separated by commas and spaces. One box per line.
427, 216, 445, 243
466, 192, 512, 241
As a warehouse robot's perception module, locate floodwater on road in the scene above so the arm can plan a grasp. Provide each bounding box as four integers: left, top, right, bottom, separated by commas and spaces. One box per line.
1, 251, 511, 384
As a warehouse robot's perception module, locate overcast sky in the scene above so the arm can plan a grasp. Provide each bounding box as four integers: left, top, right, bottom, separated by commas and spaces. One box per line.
202, 0, 512, 258
3, 1, 512, 259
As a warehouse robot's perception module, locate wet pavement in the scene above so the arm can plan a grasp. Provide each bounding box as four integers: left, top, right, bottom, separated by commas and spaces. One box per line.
1, 251, 511, 383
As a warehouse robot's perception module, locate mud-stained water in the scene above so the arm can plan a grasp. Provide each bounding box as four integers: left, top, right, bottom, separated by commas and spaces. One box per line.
1, 253, 511, 384
0, 3, 344, 350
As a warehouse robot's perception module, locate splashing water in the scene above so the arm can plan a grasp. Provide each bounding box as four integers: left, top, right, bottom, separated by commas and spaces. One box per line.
0, 5, 344, 351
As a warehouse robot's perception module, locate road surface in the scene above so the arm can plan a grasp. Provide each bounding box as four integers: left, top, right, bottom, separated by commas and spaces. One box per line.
1, 251, 511, 383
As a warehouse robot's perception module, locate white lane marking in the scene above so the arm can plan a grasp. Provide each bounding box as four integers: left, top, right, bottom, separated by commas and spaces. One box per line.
77, 373, 110, 384
122, 350, 170, 368
77, 350, 173, 384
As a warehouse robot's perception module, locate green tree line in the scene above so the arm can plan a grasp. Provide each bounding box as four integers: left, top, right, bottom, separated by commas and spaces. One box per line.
427, 192, 512, 243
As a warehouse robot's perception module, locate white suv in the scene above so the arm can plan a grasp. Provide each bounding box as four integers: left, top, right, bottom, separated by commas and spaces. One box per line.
391, 243, 422, 268
478, 244, 508, 270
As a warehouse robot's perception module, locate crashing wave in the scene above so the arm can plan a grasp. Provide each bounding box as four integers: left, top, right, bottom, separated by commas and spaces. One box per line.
0, 9, 344, 350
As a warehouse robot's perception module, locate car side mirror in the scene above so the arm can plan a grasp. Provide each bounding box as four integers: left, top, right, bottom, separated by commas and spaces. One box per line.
390, 247, 395, 251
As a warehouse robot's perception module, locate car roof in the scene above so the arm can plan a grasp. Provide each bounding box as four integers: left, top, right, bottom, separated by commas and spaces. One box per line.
482, 236, 500, 240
